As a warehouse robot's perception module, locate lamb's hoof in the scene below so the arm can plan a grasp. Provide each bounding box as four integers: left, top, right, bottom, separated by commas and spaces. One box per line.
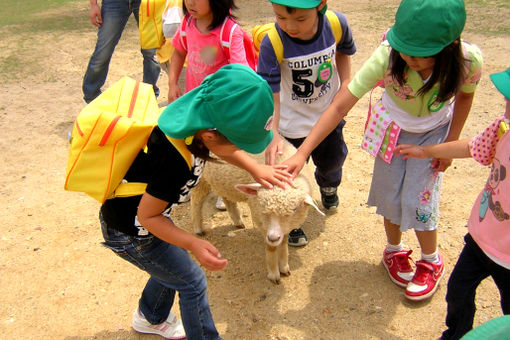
234, 223, 245, 229
194, 229, 206, 236
280, 267, 291, 277
268, 273, 281, 284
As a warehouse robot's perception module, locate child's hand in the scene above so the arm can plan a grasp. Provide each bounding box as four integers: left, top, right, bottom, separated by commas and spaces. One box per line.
265, 135, 284, 165
251, 164, 293, 189
281, 152, 308, 179
190, 238, 228, 271
431, 158, 453, 172
168, 83, 182, 103
394, 144, 427, 159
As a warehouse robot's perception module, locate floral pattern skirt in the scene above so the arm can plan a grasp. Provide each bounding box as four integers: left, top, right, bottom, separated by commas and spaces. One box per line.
367, 122, 449, 232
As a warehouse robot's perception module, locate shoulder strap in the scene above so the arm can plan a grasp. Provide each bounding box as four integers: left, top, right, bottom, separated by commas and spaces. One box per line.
179, 13, 192, 51
113, 182, 148, 198
325, 10, 342, 45
219, 17, 237, 61
165, 135, 193, 170
112, 135, 193, 198
266, 25, 284, 64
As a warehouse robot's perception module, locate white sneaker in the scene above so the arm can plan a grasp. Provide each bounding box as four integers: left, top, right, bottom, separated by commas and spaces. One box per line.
132, 308, 186, 339
215, 196, 226, 211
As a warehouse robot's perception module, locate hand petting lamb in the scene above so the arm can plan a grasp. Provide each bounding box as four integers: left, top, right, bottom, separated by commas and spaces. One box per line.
190, 139, 324, 284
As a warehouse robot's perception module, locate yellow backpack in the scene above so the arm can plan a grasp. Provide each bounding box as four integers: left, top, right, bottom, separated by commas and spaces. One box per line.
64, 77, 161, 203
251, 10, 343, 64
139, 0, 166, 49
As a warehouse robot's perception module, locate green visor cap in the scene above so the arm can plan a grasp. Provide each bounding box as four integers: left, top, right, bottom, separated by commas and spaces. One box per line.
386, 0, 466, 57
460, 315, 510, 340
490, 67, 510, 100
269, 0, 322, 9
158, 64, 274, 154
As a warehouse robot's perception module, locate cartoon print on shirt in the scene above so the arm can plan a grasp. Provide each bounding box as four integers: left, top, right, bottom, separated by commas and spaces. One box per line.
479, 158, 510, 222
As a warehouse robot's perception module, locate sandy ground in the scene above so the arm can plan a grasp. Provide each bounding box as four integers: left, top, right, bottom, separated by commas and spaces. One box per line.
1, 0, 509, 339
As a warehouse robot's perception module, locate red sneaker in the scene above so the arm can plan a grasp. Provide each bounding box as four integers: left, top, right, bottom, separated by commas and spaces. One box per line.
405, 254, 445, 301
382, 248, 415, 288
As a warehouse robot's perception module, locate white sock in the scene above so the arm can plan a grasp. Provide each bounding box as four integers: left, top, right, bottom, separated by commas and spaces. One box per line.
421, 249, 440, 264
386, 242, 404, 252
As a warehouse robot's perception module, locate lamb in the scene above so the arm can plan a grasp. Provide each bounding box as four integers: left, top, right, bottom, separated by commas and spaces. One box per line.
190, 139, 324, 284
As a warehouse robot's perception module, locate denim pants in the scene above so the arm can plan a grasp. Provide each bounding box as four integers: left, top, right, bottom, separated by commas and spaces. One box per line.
99, 213, 222, 340
285, 120, 348, 188
83, 0, 160, 103
441, 233, 510, 340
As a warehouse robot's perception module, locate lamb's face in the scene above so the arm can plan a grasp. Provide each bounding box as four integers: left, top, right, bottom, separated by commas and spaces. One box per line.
236, 183, 322, 247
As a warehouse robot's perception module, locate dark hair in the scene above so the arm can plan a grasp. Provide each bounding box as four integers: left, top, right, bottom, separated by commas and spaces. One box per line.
389, 39, 467, 106
186, 137, 215, 161
183, 0, 238, 30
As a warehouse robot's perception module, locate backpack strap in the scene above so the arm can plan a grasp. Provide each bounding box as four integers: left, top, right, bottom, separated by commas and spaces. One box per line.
220, 17, 237, 61
113, 182, 148, 198
264, 25, 284, 64
179, 13, 192, 51
325, 10, 342, 45
165, 135, 193, 170
112, 135, 193, 198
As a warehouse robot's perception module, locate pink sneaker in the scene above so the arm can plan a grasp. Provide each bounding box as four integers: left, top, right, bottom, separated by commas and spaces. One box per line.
405, 254, 445, 301
382, 248, 415, 288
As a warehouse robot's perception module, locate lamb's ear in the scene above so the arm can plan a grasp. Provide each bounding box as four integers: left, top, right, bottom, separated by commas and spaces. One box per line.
304, 194, 326, 216
235, 183, 263, 196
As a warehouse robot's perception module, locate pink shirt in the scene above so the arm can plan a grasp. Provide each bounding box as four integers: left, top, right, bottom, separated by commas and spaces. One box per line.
172, 16, 249, 92
468, 115, 510, 265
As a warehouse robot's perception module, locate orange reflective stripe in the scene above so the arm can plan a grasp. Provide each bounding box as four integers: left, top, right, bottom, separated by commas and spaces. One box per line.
128, 81, 140, 118
99, 115, 121, 146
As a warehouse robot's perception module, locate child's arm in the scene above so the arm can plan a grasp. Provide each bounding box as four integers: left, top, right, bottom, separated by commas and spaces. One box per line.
336, 52, 352, 90
219, 147, 293, 189
431, 91, 475, 171
265, 93, 284, 165
137, 193, 228, 271
395, 139, 472, 160
283, 87, 359, 177
167, 48, 186, 102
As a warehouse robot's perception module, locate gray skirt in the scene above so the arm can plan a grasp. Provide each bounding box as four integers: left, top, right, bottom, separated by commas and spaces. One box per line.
367, 123, 449, 232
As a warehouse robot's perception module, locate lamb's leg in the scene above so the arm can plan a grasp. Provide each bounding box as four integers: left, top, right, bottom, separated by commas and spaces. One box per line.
265, 244, 281, 284
223, 199, 245, 228
278, 234, 291, 276
190, 181, 210, 235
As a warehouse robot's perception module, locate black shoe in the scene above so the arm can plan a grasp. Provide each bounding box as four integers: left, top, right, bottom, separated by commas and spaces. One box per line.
320, 187, 339, 210
288, 228, 308, 247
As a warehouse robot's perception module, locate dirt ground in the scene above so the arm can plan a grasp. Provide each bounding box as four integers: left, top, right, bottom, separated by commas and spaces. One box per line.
1, 0, 509, 339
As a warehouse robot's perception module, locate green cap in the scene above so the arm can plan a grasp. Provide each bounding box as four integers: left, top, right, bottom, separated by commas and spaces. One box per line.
386, 0, 466, 57
158, 64, 274, 154
269, 0, 322, 9
460, 315, 510, 340
490, 67, 510, 100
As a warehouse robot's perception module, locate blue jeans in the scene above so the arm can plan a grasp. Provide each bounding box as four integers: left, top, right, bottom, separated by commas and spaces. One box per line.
83, 0, 160, 103
99, 213, 222, 340
286, 120, 348, 188
441, 233, 510, 340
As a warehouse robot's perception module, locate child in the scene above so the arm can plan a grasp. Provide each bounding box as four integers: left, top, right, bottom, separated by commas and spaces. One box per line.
168, 0, 250, 210
99, 65, 291, 340
157, 0, 184, 76
168, 0, 249, 101
283, 0, 483, 300
396, 68, 510, 340
257, 0, 356, 246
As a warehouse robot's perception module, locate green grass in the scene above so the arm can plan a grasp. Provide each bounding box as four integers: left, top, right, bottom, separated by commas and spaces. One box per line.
0, 0, 89, 34
0, 0, 90, 81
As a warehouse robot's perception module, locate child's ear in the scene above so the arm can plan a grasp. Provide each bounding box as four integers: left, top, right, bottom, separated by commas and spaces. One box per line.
318, 0, 327, 12
199, 130, 217, 142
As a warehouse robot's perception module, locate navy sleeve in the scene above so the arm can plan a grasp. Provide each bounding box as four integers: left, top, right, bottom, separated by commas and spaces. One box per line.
334, 11, 356, 56
257, 34, 282, 93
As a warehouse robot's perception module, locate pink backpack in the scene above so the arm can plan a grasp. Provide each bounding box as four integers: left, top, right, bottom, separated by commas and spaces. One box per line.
179, 14, 258, 71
